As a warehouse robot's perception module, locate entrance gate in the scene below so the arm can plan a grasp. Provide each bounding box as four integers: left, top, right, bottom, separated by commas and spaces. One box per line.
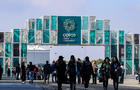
0, 16, 139, 75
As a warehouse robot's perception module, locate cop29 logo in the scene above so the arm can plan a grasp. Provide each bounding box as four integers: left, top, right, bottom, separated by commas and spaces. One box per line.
63, 19, 75, 32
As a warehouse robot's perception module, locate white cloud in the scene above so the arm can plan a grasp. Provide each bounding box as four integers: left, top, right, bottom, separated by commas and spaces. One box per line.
29, 0, 87, 15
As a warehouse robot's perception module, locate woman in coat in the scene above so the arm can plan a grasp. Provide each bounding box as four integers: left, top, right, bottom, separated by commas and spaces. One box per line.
100, 57, 111, 90
111, 56, 120, 90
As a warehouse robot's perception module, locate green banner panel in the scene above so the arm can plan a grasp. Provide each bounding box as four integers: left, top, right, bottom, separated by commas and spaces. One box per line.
126, 45, 132, 59
0, 57, 3, 68
105, 45, 111, 58
89, 16, 96, 30
28, 29, 35, 43
111, 31, 117, 45
111, 45, 117, 58
5, 43, 11, 57
96, 20, 103, 30
13, 29, 20, 43
104, 30, 110, 44
90, 30, 95, 44
126, 60, 132, 74
36, 19, 42, 30
43, 30, 49, 43
82, 31, 88, 44
119, 30, 124, 44
46, 18, 49, 30
51, 16, 57, 30
82, 16, 88, 30
96, 31, 103, 44
21, 43, 27, 58
134, 59, 139, 71
58, 16, 81, 45
13, 57, 19, 67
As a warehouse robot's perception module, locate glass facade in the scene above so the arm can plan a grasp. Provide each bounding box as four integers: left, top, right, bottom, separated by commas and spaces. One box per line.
13, 57, 19, 67
126, 45, 132, 59
0, 57, 3, 68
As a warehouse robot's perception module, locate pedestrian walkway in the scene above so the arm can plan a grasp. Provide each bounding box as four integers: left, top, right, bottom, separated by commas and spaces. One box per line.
0, 78, 140, 90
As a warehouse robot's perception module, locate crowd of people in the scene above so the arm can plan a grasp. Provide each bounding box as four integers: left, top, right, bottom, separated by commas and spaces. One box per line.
0, 55, 125, 90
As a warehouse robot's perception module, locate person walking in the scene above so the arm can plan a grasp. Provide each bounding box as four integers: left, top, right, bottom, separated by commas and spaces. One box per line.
92, 61, 98, 84
100, 57, 111, 90
51, 61, 56, 83
119, 62, 124, 84
43, 61, 51, 84
21, 62, 26, 83
81, 56, 93, 89
111, 56, 121, 90
55, 56, 66, 90
77, 58, 82, 84
28, 62, 34, 83
16, 63, 20, 80
67, 55, 77, 90
0, 65, 3, 80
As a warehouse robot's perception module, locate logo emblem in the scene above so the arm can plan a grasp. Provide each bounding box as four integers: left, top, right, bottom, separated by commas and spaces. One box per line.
63, 19, 75, 32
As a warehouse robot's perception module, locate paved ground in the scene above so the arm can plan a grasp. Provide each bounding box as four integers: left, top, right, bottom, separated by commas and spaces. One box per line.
0, 79, 140, 90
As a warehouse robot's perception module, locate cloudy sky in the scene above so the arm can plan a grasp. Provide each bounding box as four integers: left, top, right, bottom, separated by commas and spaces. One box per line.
0, 0, 140, 61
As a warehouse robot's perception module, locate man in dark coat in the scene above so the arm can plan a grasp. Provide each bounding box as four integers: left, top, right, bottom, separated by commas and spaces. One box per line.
21, 62, 26, 83
28, 62, 34, 83
67, 55, 76, 90
55, 56, 66, 90
81, 56, 93, 89
43, 61, 51, 84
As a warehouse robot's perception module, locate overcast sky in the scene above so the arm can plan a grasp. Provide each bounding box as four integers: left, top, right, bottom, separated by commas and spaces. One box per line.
0, 0, 140, 61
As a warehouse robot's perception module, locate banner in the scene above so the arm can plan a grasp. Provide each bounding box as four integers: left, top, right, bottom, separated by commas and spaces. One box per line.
58, 16, 81, 45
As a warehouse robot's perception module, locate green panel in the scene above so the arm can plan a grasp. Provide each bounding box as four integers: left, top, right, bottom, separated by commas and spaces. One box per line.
82, 31, 88, 44
96, 31, 103, 44
126, 45, 132, 59
43, 30, 49, 43
105, 46, 110, 58
28, 29, 35, 43
96, 20, 103, 30
36, 19, 42, 30
82, 16, 88, 30
90, 30, 95, 44
21, 43, 27, 58
104, 30, 110, 44
111, 45, 117, 58
13, 29, 20, 43
119, 30, 124, 44
5, 43, 11, 57
46, 19, 49, 30
134, 59, 139, 71
0, 57, 3, 68
51, 16, 57, 30
111, 31, 117, 45
13, 57, 19, 67
126, 60, 132, 74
